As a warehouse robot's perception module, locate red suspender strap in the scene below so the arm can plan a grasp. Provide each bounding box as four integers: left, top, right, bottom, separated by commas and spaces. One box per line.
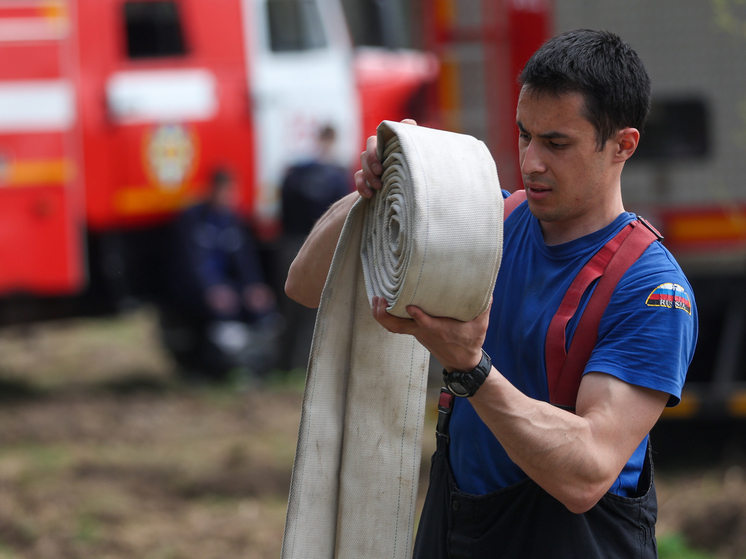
503, 189, 527, 219
545, 218, 662, 409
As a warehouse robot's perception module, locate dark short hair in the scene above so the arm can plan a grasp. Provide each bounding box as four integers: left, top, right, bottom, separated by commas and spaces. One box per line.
520, 29, 651, 150
319, 124, 336, 142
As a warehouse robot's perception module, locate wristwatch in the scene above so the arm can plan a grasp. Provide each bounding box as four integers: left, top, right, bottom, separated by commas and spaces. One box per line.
443, 350, 492, 398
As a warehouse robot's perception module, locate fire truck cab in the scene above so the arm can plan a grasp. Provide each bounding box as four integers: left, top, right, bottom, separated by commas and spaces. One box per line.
0, 0, 437, 375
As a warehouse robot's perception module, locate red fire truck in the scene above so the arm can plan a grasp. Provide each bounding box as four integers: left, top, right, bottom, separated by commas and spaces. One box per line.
0, 0, 437, 372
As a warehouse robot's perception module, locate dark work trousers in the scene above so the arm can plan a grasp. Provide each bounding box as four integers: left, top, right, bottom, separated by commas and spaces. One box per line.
413, 400, 659, 559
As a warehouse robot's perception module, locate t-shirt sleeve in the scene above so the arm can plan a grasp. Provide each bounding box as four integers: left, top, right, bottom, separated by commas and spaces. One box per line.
584, 243, 698, 406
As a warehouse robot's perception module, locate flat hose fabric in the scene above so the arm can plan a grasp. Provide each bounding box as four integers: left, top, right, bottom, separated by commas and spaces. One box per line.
281, 121, 504, 559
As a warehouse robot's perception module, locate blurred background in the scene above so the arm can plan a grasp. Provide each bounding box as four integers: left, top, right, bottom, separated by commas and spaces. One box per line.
0, 0, 745, 557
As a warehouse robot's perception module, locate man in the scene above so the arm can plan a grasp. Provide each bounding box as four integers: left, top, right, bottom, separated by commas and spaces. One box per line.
167, 168, 278, 380
278, 124, 351, 370
281, 124, 351, 238
286, 30, 697, 557
180, 168, 274, 323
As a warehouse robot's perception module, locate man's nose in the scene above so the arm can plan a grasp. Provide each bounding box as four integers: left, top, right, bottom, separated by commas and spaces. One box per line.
520, 141, 545, 176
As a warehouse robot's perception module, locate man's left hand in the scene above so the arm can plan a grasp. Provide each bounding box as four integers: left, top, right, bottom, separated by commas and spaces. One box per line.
371, 295, 490, 373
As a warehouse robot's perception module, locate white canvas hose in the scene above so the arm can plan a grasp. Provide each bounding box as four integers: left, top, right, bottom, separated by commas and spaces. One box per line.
282, 120, 504, 559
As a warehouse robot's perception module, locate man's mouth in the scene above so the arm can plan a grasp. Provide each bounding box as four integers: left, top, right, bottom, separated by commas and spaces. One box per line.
524, 181, 553, 200
526, 181, 551, 193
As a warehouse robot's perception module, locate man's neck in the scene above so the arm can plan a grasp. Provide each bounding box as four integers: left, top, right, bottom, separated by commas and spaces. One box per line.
540, 201, 626, 246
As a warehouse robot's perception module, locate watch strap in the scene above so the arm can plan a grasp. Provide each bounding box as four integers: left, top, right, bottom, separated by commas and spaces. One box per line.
443, 350, 492, 398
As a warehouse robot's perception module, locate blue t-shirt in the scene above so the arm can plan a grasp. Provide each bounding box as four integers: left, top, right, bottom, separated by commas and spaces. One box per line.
448, 195, 698, 496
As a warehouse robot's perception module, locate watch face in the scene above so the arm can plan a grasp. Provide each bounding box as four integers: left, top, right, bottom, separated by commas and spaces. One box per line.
447, 380, 470, 397
443, 351, 490, 398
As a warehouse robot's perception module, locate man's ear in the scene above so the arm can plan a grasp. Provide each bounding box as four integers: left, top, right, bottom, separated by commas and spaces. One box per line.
613, 128, 641, 162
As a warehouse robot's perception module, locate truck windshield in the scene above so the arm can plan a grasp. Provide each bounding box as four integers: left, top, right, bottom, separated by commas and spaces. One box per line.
267, 0, 327, 52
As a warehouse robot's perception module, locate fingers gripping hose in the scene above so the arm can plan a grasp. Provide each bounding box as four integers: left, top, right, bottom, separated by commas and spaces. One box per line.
361, 121, 504, 321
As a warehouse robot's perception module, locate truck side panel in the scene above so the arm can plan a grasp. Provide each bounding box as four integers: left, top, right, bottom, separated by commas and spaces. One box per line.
0, 0, 85, 295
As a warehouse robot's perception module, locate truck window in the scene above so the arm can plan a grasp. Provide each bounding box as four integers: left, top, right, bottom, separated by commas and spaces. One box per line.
267, 0, 327, 52
124, 1, 187, 59
634, 99, 709, 160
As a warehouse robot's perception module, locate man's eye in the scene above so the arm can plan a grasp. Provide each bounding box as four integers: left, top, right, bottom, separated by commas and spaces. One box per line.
550, 142, 566, 149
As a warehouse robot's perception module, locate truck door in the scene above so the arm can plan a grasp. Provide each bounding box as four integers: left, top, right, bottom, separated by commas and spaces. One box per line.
242, 0, 361, 237
0, 0, 86, 296
80, 0, 256, 231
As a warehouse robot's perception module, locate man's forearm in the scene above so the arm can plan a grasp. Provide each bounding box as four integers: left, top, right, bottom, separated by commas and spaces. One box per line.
285, 192, 358, 308
470, 368, 668, 514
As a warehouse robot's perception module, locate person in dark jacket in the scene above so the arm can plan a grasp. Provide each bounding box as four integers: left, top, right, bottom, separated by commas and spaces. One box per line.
180, 168, 275, 323
278, 125, 351, 370
165, 168, 279, 381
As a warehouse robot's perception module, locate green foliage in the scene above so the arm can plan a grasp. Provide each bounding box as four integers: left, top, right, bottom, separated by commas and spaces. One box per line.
658, 534, 716, 559
75, 513, 104, 544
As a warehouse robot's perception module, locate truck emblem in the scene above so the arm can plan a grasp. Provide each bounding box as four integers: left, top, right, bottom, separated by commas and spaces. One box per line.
144, 124, 197, 189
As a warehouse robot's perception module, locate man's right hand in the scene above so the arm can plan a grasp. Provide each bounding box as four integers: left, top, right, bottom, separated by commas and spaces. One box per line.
286, 119, 417, 308
354, 119, 417, 199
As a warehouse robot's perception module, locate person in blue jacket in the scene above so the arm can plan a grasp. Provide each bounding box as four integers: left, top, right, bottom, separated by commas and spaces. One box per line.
285, 29, 698, 557
165, 168, 278, 381
180, 168, 275, 323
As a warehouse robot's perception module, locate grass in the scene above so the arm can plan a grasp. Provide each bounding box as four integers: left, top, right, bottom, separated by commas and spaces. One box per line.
0, 307, 745, 558
659, 534, 717, 559
0, 308, 302, 558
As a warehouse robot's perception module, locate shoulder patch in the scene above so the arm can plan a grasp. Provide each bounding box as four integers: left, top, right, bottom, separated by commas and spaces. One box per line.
646, 283, 692, 315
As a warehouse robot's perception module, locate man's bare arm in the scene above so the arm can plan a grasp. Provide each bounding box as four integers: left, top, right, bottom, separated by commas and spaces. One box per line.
371, 298, 668, 514
285, 192, 358, 308
471, 369, 667, 514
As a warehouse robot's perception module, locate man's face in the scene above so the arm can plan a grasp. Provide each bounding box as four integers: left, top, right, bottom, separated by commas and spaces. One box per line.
516, 87, 622, 243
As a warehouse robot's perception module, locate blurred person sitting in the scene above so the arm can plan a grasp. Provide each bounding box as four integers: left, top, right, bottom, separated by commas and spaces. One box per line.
164, 168, 281, 381
187, 169, 273, 320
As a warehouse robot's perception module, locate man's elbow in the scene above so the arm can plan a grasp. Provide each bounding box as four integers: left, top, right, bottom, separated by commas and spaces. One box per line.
560, 481, 610, 515
563, 494, 601, 515
285, 271, 320, 309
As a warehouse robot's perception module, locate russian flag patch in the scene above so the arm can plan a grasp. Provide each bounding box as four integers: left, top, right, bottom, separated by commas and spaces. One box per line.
646, 283, 692, 315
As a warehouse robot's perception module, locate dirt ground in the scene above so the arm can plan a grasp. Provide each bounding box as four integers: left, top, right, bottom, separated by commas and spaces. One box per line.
0, 308, 744, 559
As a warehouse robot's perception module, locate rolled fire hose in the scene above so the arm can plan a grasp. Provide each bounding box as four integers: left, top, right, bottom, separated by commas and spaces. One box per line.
281, 120, 504, 559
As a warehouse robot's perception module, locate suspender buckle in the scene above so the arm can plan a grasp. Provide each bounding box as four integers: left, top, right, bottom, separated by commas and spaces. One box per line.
436, 388, 454, 442
636, 215, 664, 241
